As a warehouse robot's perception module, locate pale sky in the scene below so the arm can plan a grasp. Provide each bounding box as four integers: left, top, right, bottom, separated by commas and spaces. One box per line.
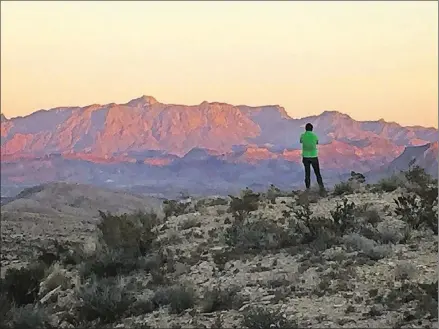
1, 1, 438, 127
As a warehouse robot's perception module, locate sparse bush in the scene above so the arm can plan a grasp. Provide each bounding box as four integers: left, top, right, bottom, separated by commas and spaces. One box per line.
211, 249, 232, 271
97, 210, 159, 255
0, 295, 11, 328
216, 209, 226, 215
5, 304, 51, 329
37, 239, 85, 267
179, 217, 201, 230
355, 204, 381, 226
394, 183, 438, 234
292, 203, 312, 222
76, 276, 135, 323
330, 198, 357, 235
394, 262, 416, 281
197, 197, 229, 208
379, 281, 438, 321
39, 262, 72, 297
333, 181, 354, 196
312, 266, 357, 296
241, 307, 298, 329
163, 199, 191, 218
349, 171, 366, 184
150, 286, 172, 308
373, 175, 404, 192
2, 262, 46, 306
404, 165, 434, 190
151, 284, 196, 314
228, 188, 260, 221
224, 218, 294, 252
80, 249, 160, 279
342, 233, 391, 260
292, 204, 335, 246
127, 297, 155, 317
376, 225, 402, 245
202, 285, 244, 313
266, 184, 282, 204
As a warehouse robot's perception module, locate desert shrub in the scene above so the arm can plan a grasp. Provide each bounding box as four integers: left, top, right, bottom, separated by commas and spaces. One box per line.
37, 239, 85, 267
80, 249, 160, 279
73, 323, 115, 329
372, 175, 404, 192
36, 239, 66, 266
216, 209, 226, 216
39, 262, 72, 297
362, 209, 381, 226
342, 233, 391, 260
292, 204, 335, 246
228, 188, 260, 221
354, 203, 382, 226
265, 184, 282, 204
298, 216, 335, 249
312, 266, 357, 297
330, 198, 357, 235
379, 281, 437, 321
224, 218, 294, 252
97, 210, 159, 255
333, 181, 354, 196
394, 181, 438, 234
404, 165, 434, 190
151, 284, 196, 314
179, 217, 201, 230
201, 285, 244, 313
0, 295, 11, 328
348, 171, 366, 184
126, 298, 155, 317
76, 276, 135, 323
4, 304, 51, 329
197, 197, 229, 208
241, 306, 298, 329
150, 286, 172, 308
211, 249, 234, 271
2, 262, 46, 306
393, 262, 417, 281
168, 285, 196, 314
163, 199, 190, 218
375, 225, 402, 245
292, 203, 312, 222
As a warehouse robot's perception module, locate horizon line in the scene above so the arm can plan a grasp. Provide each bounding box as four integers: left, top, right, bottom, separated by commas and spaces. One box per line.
1, 94, 437, 130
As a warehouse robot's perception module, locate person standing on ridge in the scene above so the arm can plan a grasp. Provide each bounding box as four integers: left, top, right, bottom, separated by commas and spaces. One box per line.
300, 123, 326, 194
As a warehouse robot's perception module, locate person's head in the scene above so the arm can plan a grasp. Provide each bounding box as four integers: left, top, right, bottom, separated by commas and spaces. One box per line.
305, 123, 313, 131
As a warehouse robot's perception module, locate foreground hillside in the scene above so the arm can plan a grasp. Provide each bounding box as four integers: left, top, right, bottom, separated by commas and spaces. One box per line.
1, 167, 437, 329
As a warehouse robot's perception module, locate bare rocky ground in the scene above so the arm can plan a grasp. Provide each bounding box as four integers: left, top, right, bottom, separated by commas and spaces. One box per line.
0, 170, 437, 329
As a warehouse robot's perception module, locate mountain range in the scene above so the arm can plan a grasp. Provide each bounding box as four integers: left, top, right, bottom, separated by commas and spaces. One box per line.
1, 95, 437, 197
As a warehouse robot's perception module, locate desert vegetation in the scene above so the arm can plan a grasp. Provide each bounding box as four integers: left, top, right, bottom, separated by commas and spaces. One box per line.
0, 166, 437, 329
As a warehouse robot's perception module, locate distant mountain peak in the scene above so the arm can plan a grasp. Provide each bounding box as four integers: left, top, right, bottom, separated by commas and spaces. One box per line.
0, 113, 7, 122
320, 110, 351, 119
126, 95, 159, 107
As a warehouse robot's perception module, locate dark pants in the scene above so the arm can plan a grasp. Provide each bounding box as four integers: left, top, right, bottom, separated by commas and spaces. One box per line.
302, 157, 324, 189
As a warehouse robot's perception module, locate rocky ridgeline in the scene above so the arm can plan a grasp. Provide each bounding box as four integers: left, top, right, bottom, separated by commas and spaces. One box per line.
0, 167, 438, 329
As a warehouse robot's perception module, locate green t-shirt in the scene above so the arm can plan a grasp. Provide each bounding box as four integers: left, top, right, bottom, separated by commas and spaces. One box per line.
300, 131, 318, 158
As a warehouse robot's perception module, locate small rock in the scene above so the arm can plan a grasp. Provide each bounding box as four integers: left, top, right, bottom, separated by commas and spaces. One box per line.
239, 304, 250, 312
261, 294, 275, 301
40, 285, 62, 304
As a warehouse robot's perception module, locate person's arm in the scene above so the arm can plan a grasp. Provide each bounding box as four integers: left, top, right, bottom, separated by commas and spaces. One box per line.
300, 134, 303, 144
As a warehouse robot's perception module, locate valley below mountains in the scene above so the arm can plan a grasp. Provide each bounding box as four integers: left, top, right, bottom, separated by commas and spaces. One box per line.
1, 96, 437, 197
